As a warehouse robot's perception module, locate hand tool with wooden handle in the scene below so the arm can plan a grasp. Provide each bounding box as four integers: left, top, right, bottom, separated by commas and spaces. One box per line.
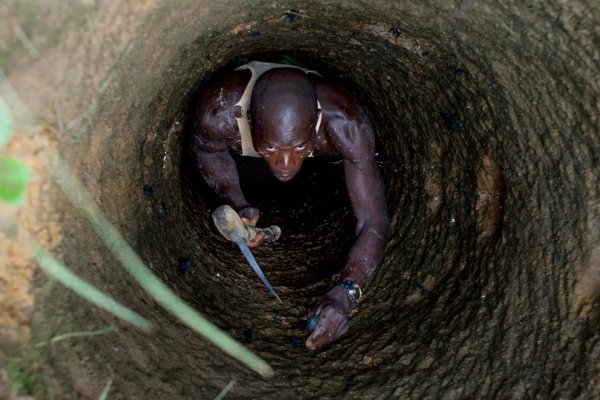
211, 205, 282, 302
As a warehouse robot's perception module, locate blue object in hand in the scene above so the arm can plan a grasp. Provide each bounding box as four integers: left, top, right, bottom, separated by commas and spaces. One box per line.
306, 315, 319, 331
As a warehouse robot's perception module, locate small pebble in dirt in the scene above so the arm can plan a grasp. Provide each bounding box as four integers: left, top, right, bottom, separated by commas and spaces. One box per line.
358, 356, 384, 368
289, 338, 300, 349
306, 315, 319, 331
243, 329, 253, 342
143, 184, 155, 197
454, 67, 469, 79
247, 31, 261, 37
389, 27, 402, 37
177, 258, 193, 275
159, 201, 169, 220
417, 283, 432, 297
272, 309, 281, 324
285, 9, 301, 23
441, 112, 464, 134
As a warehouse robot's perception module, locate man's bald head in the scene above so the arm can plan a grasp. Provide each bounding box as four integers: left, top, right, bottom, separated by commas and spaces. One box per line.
249, 68, 318, 144
249, 68, 319, 182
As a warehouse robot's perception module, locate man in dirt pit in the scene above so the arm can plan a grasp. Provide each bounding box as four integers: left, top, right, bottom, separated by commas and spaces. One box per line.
191, 61, 389, 351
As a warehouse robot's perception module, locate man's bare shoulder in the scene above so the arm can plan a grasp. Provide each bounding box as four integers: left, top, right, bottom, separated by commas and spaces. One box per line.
314, 78, 363, 121
192, 69, 251, 151
314, 78, 375, 158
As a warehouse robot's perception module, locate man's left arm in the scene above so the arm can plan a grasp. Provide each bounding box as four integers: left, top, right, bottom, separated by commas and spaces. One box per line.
339, 148, 389, 286
306, 108, 389, 350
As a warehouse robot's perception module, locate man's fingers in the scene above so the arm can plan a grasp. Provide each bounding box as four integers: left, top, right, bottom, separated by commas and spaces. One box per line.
307, 301, 326, 320
246, 232, 265, 249
249, 214, 260, 226
305, 306, 348, 351
239, 215, 265, 248
307, 323, 339, 350
335, 317, 349, 337
255, 231, 265, 245
239, 208, 260, 227
240, 216, 251, 226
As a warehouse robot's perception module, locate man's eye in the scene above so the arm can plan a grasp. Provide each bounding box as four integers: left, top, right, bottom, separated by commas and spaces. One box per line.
296, 144, 306, 151
265, 145, 276, 152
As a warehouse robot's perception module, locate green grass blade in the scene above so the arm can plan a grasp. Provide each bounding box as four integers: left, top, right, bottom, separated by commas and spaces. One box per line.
0, 96, 11, 148
214, 379, 237, 400
98, 374, 114, 400
33, 326, 117, 349
30, 240, 153, 332
51, 156, 274, 378
1, 69, 273, 378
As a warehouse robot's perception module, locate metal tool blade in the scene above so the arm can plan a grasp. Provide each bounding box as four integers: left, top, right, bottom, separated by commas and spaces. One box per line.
233, 235, 282, 302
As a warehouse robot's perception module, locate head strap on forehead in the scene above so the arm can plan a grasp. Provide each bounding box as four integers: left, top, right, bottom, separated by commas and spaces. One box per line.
235, 61, 321, 157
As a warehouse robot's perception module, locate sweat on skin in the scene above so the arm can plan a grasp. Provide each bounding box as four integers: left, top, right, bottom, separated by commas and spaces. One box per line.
191, 61, 390, 350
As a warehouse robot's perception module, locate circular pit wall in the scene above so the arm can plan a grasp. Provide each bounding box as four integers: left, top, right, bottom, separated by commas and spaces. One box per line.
11, 1, 600, 399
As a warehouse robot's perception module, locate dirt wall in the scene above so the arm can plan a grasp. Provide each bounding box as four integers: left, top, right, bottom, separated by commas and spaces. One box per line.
1, 1, 599, 398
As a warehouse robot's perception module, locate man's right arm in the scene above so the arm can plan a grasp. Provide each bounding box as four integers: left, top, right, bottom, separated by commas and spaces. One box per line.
192, 137, 249, 211
191, 135, 263, 243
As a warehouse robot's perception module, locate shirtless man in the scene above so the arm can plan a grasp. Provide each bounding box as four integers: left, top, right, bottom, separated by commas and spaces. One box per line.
192, 61, 389, 351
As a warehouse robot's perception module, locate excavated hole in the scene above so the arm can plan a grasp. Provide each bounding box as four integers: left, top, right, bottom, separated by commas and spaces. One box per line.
23, 2, 598, 399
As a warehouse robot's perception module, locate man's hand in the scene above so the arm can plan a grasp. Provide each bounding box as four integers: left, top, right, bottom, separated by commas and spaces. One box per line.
238, 206, 265, 248
305, 286, 351, 351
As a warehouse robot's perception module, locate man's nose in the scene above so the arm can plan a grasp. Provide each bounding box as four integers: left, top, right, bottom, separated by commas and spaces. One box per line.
276, 152, 295, 171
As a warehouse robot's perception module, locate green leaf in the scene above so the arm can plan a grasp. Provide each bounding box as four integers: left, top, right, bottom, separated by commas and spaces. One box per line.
0, 97, 12, 148
0, 156, 33, 203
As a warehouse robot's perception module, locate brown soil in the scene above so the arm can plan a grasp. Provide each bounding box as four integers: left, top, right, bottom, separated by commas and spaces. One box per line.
1, 1, 599, 399
0, 130, 61, 346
